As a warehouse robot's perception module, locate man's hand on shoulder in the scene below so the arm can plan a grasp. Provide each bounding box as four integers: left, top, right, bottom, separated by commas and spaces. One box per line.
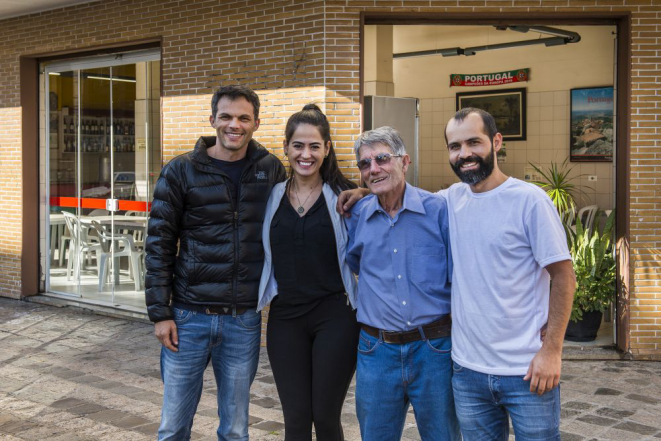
337, 187, 370, 218
155, 320, 179, 352
524, 345, 562, 395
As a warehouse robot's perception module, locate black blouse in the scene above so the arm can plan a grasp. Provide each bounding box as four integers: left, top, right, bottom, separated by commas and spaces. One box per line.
269, 191, 346, 319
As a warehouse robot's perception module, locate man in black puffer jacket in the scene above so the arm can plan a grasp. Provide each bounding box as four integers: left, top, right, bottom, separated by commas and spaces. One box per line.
146, 85, 285, 440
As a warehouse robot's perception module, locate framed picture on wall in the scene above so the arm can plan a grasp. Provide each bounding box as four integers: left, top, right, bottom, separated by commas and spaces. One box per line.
570, 86, 614, 162
456, 88, 526, 141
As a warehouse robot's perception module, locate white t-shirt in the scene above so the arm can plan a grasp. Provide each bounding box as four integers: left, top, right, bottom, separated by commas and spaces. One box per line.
443, 178, 571, 376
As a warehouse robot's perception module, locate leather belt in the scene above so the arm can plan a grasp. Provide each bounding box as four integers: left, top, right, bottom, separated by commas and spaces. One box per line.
172, 302, 248, 316
361, 315, 451, 344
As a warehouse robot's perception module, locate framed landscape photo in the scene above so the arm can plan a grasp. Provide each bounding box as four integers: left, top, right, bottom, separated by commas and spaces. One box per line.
456, 88, 526, 141
570, 86, 614, 162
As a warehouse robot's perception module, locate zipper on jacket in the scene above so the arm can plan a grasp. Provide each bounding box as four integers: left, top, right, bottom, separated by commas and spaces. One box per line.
232, 209, 239, 312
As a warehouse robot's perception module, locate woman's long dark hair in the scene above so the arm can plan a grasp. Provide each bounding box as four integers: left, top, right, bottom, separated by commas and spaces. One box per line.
284, 103, 357, 195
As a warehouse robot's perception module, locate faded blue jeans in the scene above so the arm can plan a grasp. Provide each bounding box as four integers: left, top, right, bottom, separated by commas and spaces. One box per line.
158, 307, 262, 441
451, 361, 561, 440
355, 328, 460, 441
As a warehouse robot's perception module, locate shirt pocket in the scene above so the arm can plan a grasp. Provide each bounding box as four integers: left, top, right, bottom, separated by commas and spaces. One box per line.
406, 245, 448, 287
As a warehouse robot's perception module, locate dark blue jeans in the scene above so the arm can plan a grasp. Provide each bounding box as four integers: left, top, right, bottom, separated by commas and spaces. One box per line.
355, 329, 460, 441
451, 361, 561, 441
158, 307, 261, 441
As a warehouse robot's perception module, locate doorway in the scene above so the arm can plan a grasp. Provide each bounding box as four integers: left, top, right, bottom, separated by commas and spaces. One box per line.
361, 15, 630, 351
42, 49, 161, 311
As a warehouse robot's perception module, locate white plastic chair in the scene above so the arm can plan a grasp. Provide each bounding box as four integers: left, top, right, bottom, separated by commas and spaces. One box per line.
90, 221, 144, 291
62, 212, 102, 281
577, 205, 599, 235
560, 207, 576, 228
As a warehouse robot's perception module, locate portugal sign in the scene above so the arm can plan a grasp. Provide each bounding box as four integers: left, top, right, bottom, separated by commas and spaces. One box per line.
450, 69, 530, 87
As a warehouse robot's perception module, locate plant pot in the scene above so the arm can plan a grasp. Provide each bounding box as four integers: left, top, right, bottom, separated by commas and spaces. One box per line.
565, 310, 603, 342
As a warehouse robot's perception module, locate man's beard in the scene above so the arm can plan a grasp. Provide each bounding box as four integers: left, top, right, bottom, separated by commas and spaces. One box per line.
450, 146, 495, 185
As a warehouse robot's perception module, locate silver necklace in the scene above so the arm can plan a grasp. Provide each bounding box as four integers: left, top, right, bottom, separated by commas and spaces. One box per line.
293, 179, 320, 214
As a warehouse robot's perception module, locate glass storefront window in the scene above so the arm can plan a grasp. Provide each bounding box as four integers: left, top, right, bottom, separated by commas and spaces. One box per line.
43, 50, 160, 311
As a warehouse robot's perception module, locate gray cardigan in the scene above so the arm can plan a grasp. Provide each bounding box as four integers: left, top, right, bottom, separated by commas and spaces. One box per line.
257, 180, 358, 311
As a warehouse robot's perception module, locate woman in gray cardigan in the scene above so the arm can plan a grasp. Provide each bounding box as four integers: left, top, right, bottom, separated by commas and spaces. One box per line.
258, 104, 359, 441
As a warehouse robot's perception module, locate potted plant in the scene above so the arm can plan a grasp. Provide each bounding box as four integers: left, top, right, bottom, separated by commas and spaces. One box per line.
564, 210, 616, 342
529, 159, 591, 230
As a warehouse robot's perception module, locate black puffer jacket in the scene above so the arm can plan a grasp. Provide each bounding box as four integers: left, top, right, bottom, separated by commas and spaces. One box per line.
145, 136, 286, 323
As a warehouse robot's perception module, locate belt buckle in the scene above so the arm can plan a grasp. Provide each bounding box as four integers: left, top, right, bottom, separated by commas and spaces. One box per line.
205, 308, 219, 315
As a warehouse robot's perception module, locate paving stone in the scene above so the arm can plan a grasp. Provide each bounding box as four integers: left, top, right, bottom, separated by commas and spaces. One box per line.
601, 367, 622, 373
252, 397, 280, 409
576, 415, 617, 426
71, 375, 105, 384
613, 421, 659, 435
68, 403, 109, 415
133, 422, 160, 435
111, 415, 152, 429
0, 419, 39, 434
126, 390, 163, 405
403, 426, 422, 440
251, 420, 285, 432
52, 369, 85, 379
0, 415, 15, 426
50, 397, 87, 409
259, 375, 276, 384
559, 432, 584, 441
624, 378, 650, 386
561, 408, 582, 418
249, 415, 263, 425
90, 380, 125, 390
595, 407, 635, 419
198, 408, 218, 418
625, 393, 660, 405
87, 409, 128, 423
107, 385, 145, 395
594, 388, 622, 396
564, 401, 596, 411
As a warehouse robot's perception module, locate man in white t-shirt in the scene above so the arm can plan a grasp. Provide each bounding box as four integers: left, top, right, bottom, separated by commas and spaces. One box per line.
444, 108, 575, 440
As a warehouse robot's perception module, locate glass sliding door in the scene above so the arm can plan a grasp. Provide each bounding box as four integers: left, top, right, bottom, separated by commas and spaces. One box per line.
44, 50, 160, 311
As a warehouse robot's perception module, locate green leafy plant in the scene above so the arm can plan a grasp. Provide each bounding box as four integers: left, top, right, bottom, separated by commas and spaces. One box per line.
568, 209, 616, 322
529, 159, 590, 219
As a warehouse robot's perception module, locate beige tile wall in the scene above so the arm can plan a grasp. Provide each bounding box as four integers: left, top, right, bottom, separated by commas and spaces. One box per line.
417, 91, 615, 212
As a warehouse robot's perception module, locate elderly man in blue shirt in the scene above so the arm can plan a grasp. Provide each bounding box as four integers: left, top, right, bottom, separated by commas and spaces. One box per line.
345, 126, 460, 441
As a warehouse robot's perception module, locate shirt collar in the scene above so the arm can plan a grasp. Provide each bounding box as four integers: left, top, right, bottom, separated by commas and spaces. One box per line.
365, 182, 426, 220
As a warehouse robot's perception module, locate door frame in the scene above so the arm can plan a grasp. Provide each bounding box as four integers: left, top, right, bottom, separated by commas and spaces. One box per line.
359, 11, 631, 354
20, 40, 161, 301
43, 49, 160, 298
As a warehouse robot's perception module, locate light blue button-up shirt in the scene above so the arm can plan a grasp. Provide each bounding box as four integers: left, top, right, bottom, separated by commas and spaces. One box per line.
345, 183, 452, 331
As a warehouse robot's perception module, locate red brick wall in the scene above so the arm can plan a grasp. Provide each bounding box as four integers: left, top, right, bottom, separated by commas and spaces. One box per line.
0, 0, 659, 357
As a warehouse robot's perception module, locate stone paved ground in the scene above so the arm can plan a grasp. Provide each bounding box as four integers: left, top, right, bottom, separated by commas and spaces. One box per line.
0, 297, 660, 441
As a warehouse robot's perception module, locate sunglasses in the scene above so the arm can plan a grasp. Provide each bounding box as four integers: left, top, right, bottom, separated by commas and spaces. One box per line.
357, 153, 403, 171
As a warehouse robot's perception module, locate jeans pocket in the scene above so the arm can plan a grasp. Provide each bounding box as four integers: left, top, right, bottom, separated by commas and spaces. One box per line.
452, 361, 464, 373
425, 336, 452, 354
237, 311, 262, 330
357, 330, 380, 354
173, 307, 193, 325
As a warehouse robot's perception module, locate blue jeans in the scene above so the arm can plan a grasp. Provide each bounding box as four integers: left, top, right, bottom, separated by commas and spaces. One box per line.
356, 329, 460, 441
158, 307, 262, 441
451, 361, 561, 441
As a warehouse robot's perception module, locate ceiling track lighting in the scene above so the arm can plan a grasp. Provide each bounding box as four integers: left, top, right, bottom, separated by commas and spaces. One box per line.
393, 25, 581, 59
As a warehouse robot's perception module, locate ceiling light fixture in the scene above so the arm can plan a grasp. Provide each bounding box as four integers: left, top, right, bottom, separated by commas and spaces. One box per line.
393, 25, 581, 59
